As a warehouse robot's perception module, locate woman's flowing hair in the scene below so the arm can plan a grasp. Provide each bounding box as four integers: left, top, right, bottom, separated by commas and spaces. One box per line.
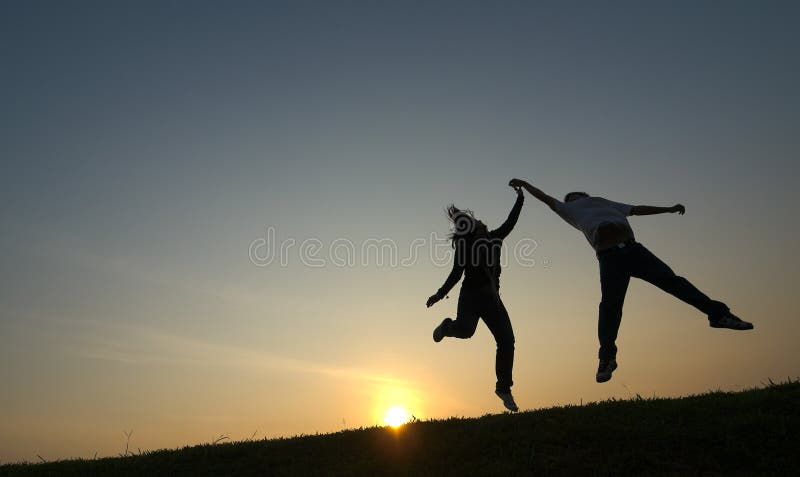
445, 204, 494, 280
446, 204, 477, 249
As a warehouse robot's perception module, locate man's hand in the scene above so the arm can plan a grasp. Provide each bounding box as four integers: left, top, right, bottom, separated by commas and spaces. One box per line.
508, 178, 558, 211
631, 204, 686, 216
426, 293, 443, 308
509, 178, 528, 189
512, 184, 523, 197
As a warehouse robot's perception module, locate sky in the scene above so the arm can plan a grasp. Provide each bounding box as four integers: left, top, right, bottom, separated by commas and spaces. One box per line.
1, 0, 799, 462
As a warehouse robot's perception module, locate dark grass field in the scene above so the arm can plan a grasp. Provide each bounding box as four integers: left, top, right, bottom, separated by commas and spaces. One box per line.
2, 380, 798, 476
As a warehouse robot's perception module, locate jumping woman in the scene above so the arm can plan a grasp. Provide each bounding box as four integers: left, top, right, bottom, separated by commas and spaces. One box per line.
426, 184, 524, 411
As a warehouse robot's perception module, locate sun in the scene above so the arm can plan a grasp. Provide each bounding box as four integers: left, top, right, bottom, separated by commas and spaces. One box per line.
383, 406, 411, 428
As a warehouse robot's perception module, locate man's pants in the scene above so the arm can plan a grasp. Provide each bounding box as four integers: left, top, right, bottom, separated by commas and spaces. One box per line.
597, 242, 729, 360
444, 286, 515, 393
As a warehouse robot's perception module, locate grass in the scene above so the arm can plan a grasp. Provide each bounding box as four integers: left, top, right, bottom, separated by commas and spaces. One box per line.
2, 380, 798, 476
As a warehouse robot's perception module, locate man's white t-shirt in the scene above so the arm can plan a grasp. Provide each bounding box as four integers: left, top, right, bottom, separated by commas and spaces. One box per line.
553, 197, 634, 249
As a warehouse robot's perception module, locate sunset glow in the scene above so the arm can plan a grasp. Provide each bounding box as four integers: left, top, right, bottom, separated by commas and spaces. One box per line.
384, 406, 411, 428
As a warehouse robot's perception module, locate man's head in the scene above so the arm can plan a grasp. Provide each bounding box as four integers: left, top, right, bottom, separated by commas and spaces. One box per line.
564, 191, 590, 202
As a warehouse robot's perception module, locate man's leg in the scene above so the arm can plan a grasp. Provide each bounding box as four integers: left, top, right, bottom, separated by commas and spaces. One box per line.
481, 294, 515, 393
628, 244, 729, 319
598, 253, 631, 362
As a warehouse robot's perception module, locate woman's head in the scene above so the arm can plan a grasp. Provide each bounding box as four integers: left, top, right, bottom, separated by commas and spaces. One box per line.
446, 205, 487, 247
564, 191, 590, 202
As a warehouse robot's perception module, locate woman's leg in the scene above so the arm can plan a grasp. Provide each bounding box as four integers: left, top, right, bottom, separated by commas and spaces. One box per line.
481, 294, 515, 393
445, 287, 482, 339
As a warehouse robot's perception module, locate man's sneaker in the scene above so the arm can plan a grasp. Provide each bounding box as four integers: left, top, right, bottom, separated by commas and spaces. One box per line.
495, 390, 519, 412
432, 318, 452, 343
596, 358, 618, 383
710, 313, 754, 331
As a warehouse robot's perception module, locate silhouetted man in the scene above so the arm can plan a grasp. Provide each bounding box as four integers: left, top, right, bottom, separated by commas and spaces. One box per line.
509, 178, 753, 383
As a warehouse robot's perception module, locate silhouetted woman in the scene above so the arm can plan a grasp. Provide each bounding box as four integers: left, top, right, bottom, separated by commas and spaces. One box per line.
426, 184, 524, 411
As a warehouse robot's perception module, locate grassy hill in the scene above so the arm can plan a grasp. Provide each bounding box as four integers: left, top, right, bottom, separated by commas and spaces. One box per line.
2, 380, 798, 476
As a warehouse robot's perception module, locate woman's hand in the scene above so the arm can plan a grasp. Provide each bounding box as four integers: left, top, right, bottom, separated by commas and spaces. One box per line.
671, 204, 686, 215
426, 293, 442, 308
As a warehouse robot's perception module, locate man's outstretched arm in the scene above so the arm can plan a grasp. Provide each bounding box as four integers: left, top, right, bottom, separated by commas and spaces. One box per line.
509, 178, 559, 211
630, 204, 685, 216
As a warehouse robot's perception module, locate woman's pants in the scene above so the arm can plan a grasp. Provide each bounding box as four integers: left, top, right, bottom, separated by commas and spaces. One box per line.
443, 285, 515, 393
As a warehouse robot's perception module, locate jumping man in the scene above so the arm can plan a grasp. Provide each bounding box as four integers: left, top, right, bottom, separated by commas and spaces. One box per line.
509, 178, 753, 383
